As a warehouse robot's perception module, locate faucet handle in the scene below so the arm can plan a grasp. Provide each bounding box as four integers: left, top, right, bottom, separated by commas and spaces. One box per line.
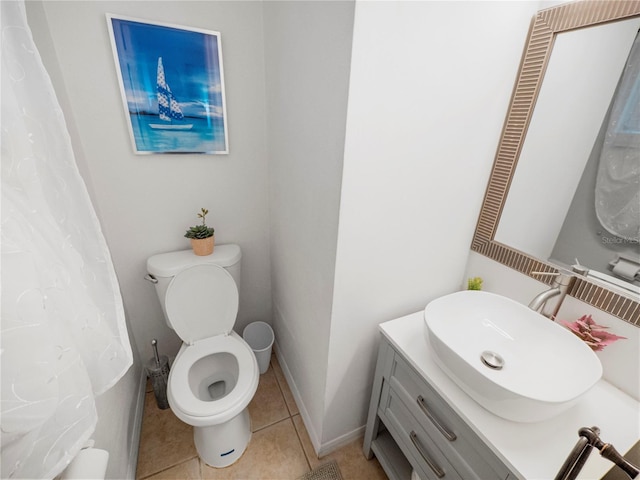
530, 270, 574, 287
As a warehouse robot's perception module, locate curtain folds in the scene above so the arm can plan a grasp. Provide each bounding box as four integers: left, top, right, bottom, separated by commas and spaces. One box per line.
595, 32, 640, 243
1, 1, 133, 478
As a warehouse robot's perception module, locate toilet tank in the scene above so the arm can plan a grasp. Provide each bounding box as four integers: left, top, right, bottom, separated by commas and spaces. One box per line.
146, 244, 241, 329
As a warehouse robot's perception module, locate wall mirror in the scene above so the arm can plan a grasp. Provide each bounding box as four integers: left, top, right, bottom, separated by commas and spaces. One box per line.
472, 0, 640, 325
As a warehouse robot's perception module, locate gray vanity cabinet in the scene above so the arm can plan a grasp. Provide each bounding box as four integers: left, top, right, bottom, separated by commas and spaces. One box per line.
363, 336, 514, 480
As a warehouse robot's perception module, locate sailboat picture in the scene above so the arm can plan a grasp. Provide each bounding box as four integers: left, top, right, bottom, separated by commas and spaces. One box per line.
150, 57, 193, 131
107, 15, 228, 154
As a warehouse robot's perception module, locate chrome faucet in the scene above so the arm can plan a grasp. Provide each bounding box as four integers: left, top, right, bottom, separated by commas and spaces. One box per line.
528, 271, 575, 320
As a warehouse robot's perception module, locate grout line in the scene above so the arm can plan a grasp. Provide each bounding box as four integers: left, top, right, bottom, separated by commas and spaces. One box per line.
269, 356, 311, 466
291, 415, 313, 472
251, 414, 291, 433
137, 454, 199, 480
250, 415, 311, 470
269, 357, 295, 418
248, 367, 291, 434
270, 356, 298, 417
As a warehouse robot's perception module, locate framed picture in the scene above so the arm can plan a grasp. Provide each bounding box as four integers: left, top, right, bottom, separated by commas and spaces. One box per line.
106, 15, 228, 154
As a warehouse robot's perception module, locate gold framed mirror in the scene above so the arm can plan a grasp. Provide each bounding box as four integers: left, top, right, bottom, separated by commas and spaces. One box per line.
471, 0, 640, 325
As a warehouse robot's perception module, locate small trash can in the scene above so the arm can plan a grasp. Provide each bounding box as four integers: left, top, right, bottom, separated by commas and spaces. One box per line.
242, 321, 274, 374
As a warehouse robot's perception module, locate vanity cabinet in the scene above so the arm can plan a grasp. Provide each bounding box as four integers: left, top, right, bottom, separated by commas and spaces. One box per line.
365, 313, 639, 480
363, 336, 514, 480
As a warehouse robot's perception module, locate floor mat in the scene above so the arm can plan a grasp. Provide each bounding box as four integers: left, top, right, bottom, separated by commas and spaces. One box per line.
297, 460, 343, 480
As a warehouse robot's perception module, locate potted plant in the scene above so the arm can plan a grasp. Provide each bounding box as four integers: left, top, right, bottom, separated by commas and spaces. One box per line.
184, 208, 215, 256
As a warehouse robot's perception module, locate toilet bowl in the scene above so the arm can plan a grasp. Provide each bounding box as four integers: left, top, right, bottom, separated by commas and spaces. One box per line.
169, 332, 257, 426
146, 246, 259, 468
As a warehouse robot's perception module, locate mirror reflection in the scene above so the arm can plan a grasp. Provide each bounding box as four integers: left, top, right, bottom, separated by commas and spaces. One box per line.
495, 17, 640, 293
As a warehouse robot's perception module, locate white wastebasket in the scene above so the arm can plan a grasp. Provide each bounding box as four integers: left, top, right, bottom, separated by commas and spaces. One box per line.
242, 321, 274, 374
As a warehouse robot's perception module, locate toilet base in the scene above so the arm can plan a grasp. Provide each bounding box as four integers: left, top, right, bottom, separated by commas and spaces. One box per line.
194, 408, 251, 468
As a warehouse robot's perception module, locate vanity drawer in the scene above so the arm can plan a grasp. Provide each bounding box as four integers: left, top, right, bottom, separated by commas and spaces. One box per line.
380, 385, 463, 480
388, 353, 509, 480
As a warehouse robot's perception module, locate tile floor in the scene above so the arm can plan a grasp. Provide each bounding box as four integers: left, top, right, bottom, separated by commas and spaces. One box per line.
136, 354, 388, 479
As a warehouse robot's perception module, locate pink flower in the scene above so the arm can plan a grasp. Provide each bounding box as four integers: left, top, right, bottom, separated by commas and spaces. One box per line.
559, 314, 627, 352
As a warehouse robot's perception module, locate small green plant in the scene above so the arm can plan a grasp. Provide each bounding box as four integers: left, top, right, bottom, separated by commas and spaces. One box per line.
467, 277, 483, 291
184, 208, 215, 239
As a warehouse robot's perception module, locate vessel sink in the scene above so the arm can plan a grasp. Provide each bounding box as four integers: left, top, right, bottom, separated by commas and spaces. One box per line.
423, 290, 602, 423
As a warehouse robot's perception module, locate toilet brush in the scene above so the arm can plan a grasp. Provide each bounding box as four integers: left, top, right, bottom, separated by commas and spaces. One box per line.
145, 339, 170, 409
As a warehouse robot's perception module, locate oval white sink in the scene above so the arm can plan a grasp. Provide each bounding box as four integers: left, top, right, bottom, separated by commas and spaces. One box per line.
423, 290, 602, 423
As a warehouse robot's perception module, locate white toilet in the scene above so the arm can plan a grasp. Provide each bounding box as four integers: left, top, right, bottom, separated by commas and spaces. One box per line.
146, 244, 259, 468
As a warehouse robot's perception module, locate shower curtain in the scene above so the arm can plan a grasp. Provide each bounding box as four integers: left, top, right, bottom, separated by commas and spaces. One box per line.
595, 32, 640, 243
1, 1, 133, 478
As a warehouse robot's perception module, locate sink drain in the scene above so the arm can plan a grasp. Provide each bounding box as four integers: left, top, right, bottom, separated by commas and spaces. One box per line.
480, 351, 504, 370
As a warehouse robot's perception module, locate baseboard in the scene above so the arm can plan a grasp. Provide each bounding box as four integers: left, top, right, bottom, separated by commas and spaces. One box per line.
273, 341, 323, 452
273, 342, 367, 459
316, 425, 366, 458
126, 370, 147, 479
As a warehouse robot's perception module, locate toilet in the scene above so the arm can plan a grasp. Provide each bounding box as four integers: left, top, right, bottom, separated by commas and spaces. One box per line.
146, 244, 259, 468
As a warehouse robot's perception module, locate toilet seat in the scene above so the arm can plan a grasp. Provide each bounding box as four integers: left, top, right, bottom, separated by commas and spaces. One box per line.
169, 333, 258, 422
165, 264, 238, 344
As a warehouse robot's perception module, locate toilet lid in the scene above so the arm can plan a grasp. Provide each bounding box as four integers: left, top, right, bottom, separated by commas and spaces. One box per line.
165, 264, 238, 344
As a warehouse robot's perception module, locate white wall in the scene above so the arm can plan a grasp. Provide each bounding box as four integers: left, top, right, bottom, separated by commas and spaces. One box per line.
27, 1, 270, 476
263, 0, 355, 446
323, 0, 541, 448
30, 0, 272, 364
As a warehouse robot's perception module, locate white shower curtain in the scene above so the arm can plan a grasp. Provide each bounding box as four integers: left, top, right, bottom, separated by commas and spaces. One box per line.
595, 32, 640, 242
1, 1, 133, 478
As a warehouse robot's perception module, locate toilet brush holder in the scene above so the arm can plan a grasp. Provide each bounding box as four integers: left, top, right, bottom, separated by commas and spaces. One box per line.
145, 339, 170, 410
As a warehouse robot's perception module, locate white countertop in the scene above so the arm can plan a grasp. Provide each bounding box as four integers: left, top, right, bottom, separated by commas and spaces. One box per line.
380, 312, 640, 480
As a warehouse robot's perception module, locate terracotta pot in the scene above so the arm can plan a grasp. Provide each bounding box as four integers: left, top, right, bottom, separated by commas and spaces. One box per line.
191, 236, 214, 256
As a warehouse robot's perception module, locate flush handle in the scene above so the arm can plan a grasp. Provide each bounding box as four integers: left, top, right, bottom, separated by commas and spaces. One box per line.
410, 431, 445, 478
144, 274, 158, 284
417, 395, 456, 441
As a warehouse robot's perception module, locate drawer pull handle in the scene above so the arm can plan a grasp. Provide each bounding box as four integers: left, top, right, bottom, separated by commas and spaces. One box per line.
417, 395, 457, 441
410, 430, 445, 478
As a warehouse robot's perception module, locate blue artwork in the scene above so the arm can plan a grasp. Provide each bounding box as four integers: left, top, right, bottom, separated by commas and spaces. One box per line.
107, 15, 228, 154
